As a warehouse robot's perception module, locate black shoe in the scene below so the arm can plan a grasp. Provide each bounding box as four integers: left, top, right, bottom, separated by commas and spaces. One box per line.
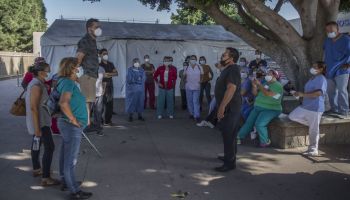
217, 156, 225, 162
103, 122, 116, 127
70, 190, 92, 200
128, 116, 133, 122
61, 181, 82, 191
195, 118, 201, 123
214, 164, 236, 172
138, 116, 145, 121
112, 111, 117, 115
189, 115, 194, 119
96, 130, 104, 137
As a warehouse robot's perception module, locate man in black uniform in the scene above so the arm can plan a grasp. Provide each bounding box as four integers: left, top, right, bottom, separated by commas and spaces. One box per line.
214, 47, 241, 172
99, 48, 118, 126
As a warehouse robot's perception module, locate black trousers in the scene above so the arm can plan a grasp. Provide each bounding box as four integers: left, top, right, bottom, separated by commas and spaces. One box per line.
180, 89, 187, 109
199, 82, 212, 108
217, 112, 240, 166
31, 126, 55, 178
103, 86, 114, 124
205, 107, 217, 126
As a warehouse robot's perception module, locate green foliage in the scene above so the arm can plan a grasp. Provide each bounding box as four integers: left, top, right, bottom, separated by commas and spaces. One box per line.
0, 0, 47, 52
171, 4, 241, 25
340, 0, 350, 12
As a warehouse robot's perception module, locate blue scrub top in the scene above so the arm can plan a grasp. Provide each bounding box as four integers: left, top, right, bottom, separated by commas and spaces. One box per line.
302, 75, 327, 112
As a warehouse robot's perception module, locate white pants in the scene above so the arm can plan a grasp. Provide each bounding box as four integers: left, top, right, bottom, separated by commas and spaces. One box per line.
288, 106, 323, 151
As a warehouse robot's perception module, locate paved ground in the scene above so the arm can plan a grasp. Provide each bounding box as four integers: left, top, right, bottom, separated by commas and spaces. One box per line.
0, 79, 350, 200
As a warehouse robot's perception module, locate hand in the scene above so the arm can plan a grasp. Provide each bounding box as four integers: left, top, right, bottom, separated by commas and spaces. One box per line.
217, 106, 225, 121
71, 118, 81, 127
252, 78, 260, 86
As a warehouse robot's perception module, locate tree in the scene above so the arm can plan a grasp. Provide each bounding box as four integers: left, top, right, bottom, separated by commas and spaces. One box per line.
0, 0, 47, 52
139, 0, 350, 88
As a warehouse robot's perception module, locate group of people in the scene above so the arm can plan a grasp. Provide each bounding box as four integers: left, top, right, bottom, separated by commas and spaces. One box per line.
22, 18, 350, 200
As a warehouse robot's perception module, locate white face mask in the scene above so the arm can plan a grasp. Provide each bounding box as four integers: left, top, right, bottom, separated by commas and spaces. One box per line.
102, 55, 108, 61
94, 28, 102, 37
145, 58, 150, 63
164, 62, 171, 66
239, 62, 246, 67
265, 75, 273, 82
44, 72, 52, 81
183, 65, 188, 69
240, 73, 248, 79
133, 62, 140, 68
256, 55, 261, 59
327, 32, 337, 39
199, 60, 205, 65
190, 60, 197, 65
310, 68, 319, 75
76, 67, 84, 78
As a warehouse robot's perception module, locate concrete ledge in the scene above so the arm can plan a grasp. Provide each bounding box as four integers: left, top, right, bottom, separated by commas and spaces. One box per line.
268, 116, 350, 149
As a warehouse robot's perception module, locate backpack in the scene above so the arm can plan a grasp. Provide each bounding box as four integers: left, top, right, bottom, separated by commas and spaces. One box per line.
44, 78, 62, 116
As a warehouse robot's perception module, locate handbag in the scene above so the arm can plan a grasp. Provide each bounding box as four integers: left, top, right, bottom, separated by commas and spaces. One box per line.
10, 90, 26, 116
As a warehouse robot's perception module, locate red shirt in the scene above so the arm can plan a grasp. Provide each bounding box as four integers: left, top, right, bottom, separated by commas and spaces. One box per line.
153, 65, 177, 90
22, 72, 52, 94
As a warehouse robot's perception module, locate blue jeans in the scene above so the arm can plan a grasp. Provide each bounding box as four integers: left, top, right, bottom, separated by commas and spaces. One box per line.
186, 89, 200, 118
58, 118, 83, 194
238, 106, 281, 144
327, 74, 349, 114
157, 88, 174, 116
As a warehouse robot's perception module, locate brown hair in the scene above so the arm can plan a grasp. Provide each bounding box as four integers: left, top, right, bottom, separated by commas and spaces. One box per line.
313, 61, 327, 76
29, 62, 49, 76
58, 57, 79, 78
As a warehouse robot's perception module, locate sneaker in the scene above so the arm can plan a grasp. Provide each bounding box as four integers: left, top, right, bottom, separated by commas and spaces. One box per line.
303, 150, 319, 156
103, 122, 117, 127
96, 130, 104, 137
189, 115, 194, 119
196, 120, 208, 127
138, 116, 145, 121
206, 121, 215, 129
70, 190, 93, 200
41, 178, 60, 187
157, 115, 162, 119
259, 140, 271, 148
169, 115, 174, 119
237, 138, 242, 145
32, 168, 42, 177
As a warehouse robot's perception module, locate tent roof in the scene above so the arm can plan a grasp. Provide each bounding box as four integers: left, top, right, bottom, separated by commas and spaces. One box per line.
41, 19, 243, 46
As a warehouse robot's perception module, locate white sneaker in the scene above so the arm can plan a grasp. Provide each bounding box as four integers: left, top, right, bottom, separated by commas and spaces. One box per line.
196, 120, 207, 127
206, 122, 215, 129
250, 131, 257, 140
169, 115, 174, 119
157, 115, 162, 119
302, 150, 319, 156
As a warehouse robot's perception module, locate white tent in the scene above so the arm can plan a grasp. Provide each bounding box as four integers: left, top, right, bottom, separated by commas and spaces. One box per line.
41, 19, 253, 97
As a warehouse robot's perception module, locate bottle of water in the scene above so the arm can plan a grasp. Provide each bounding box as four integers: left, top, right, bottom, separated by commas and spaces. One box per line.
32, 136, 40, 151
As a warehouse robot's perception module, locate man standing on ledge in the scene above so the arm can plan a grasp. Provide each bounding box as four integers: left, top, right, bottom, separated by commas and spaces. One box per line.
214, 47, 241, 172
76, 18, 102, 132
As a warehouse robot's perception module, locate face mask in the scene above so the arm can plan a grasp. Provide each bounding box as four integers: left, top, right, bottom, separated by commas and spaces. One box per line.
164, 62, 171, 66
44, 72, 52, 81
145, 58, 150, 63
190, 60, 197, 65
327, 32, 337, 39
199, 60, 206, 65
102, 55, 108, 61
241, 73, 248, 79
183, 65, 188, 69
239, 62, 246, 67
98, 57, 102, 63
134, 62, 140, 68
310, 68, 319, 75
256, 55, 261, 59
265, 75, 273, 82
169, 62, 173, 66
76, 67, 84, 78
94, 28, 102, 37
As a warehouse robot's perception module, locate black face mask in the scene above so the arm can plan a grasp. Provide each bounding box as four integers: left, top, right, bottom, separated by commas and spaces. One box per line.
220, 57, 230, 66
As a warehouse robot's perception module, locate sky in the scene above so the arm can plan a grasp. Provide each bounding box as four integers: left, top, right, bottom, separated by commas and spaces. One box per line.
43, 0, 299, 27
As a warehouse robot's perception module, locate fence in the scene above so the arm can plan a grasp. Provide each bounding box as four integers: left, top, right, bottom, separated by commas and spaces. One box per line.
0, 51, 38, 79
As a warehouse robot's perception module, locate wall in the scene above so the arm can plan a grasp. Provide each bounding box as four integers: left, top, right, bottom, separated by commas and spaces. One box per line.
0, 51, 37, 78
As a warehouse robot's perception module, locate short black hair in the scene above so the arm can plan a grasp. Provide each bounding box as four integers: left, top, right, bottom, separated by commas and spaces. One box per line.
86, 18, 99, 30
144, 55, 150, 59
99, 48, 108, 54
240, 57, 247, 62
326, 21, 339, 28
226, 47, 239, 63
183, 62, 189, 66
190, 55, 197, 60
199, 56, 206, 62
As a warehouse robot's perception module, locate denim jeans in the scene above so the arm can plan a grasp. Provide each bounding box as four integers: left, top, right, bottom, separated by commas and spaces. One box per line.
186, 89, 200, 118
327, 74, 350, 114
94, 96, 104, 128
58, 118, 83, 194
157, 88, 174, 116
31, 126, 55, 178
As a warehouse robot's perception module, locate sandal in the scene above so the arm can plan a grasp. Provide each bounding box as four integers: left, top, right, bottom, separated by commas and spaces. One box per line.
41, 178, 61, 186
